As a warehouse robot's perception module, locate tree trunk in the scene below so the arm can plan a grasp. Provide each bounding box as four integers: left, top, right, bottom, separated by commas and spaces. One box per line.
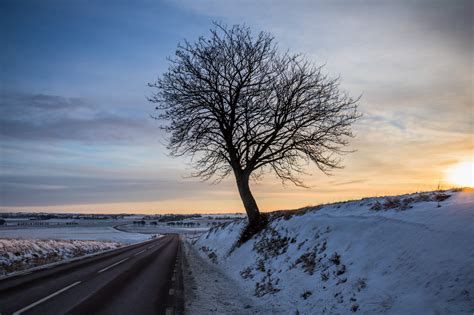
235, 172, 261, 226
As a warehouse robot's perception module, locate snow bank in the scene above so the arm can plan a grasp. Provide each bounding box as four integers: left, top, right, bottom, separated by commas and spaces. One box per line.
0, 238, 122, 275
190, 190, 474, 314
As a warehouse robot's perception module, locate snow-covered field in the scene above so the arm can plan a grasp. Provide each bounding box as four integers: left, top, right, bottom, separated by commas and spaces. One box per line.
0, 238, 122, 276
117, 224, 210, 235
0, 224, 154, 275
0, 226, 151, 244
186, 189, 474, 314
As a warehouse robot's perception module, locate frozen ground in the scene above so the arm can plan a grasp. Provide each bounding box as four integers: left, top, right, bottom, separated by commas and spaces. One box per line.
0, 238, 121, 275
188, 189, 474, 314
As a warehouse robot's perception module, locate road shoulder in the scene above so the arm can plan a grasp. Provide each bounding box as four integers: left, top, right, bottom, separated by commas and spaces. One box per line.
182, 239, 267, 314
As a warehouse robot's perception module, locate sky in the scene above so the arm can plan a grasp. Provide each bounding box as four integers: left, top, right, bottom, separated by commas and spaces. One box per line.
0, 0, 472, 213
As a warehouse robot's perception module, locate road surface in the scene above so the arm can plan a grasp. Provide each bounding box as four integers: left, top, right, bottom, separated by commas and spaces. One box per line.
0, 234, 183, 315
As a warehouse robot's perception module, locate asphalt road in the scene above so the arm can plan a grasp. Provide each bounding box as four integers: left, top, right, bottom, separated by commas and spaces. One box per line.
0, 234, 183, 315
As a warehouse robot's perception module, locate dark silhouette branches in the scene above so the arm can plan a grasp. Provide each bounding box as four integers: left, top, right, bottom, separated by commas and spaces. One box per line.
149, 23, 360, 228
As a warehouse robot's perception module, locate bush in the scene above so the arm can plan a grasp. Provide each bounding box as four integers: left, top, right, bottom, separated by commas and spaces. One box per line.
400, 197, 415, 210
371, 191, 452, 212
294, 251, 317, 275
415, 193, 431, 202
255, 270, 280, 297
329, 252, 341, 265
433, 192, 450, 202
320, 271, 329, 281
253, 227, 290, 259
383, 197, 401, 209
355, 278, 367, 291
200, 246, 218, 264
240, 267, 254, 279
351, 303, 359, 312
301, 291, 312, 300
370, 201, 382, 211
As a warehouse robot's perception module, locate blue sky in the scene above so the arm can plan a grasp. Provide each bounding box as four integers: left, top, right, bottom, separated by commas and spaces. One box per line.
1, 0, 472, 213
2, 1, 205, 98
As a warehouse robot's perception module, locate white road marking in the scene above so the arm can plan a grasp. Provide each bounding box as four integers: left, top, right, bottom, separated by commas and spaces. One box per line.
133, 249, 146, 256
97, 258, 128, 274
165, 307, 174, 315
169, 288, 174, 296
12, 281, 81, 315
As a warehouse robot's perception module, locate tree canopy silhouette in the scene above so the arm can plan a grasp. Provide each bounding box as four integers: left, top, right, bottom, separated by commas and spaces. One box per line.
149, 23, 360, 232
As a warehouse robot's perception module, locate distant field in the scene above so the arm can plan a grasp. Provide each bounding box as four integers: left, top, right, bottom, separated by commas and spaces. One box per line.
0, 215, 239, 244
116, 224, 209, 235
0, 226, 151, 244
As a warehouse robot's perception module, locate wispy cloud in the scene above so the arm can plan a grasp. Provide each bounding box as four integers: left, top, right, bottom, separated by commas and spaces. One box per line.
0, 174, 203, 206
0, 92, 158, 143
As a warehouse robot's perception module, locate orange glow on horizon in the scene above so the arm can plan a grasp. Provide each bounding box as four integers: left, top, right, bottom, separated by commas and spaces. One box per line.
445, 161, 474, 188
0, 182, 451, 215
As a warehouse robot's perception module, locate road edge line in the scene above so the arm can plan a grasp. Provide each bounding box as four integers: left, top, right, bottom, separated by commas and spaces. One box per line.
12, 281, 81, 314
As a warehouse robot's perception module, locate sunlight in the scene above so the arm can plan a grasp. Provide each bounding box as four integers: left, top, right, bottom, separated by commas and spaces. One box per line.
445, 161, 474, 187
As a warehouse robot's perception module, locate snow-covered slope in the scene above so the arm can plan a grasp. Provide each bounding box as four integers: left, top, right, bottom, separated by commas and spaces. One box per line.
190, 190, 474, 314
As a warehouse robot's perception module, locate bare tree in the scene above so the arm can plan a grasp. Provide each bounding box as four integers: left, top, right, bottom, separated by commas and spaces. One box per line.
149, 23, 360, 233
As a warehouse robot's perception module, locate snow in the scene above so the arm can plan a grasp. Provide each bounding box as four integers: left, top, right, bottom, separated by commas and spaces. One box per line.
183, 241, 271, 314
117, 224, 209, 235
188, 190, 474, 314
0, 221, 157, 276
0, 238, 122, 276
0, 226, 151, 244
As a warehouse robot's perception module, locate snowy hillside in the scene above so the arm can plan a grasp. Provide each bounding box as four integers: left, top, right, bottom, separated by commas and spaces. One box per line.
186, 189, 474, 314
0, 238, 122, 276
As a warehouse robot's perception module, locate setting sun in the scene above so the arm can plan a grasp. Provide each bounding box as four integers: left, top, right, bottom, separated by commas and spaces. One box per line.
445, 161, 474, 188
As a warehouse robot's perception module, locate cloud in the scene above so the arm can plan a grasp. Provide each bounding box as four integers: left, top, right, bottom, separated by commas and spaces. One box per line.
331, 180, 367, 187
0, 91, 159, 143
0, 174, 208, 207
1, 93, 90, 111
171, 0, 473, 137
0, 1, 471, 212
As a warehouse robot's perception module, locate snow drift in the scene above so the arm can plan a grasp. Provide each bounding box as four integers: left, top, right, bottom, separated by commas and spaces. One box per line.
189, 189, 474, 314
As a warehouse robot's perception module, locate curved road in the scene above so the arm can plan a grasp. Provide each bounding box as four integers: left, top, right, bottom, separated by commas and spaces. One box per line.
0, 234, 183, 315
